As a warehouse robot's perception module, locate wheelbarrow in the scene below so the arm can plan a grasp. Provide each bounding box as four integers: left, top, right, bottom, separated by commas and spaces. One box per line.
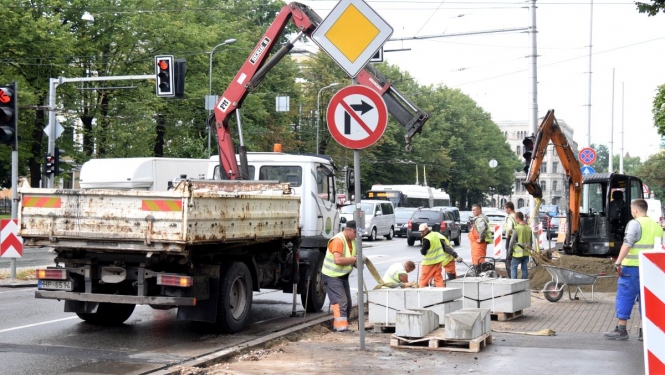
541, 265, 617, 303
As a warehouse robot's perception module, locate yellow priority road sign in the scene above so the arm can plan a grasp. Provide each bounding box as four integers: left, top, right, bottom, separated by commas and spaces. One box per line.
312, 0, 393, 78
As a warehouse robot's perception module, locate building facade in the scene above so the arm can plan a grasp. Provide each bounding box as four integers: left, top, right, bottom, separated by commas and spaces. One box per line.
495, 119, 579, 214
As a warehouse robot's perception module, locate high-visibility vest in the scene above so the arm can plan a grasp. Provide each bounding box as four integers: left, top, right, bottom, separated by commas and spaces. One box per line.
423, 232, 445, 265
322, 232, 356, 277
474, 216, 493, 243
383, 263, 407, 284
505, 214, 517, 237
511, 224, 532, 258
622, 217, 664, 267
436, 233, 454, 265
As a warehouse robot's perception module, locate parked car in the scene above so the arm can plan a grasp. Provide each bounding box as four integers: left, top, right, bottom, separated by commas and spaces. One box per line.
460, 211, 472, 232
339, 200, 396, 241
485, 211, 508, 238
547, 216, 566, 240
406, 208, 461, 247
538, 212, 551, 228
395, 207, 418, 237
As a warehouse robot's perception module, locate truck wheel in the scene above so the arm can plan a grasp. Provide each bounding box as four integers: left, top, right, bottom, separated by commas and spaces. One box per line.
543, 281, 564, 302
216, 262, 253, 334
453, 234, 461, 246
407, 237, 415, 246
302, 252, 326, 312
76, 303, 135, 325
385, 227, 394, 240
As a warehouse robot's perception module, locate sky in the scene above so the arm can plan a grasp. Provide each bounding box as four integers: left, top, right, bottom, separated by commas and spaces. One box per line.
295, 0, 665, 161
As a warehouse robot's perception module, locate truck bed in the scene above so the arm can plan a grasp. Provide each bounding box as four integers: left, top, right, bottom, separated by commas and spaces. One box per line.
18, 180, 300, 252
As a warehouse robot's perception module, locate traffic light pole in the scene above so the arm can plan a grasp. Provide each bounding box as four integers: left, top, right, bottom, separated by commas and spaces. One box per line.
46, 75, 153, 188
10, 82, 18, 279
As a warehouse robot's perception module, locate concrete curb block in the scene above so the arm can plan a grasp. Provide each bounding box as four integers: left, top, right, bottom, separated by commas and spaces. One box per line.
146, 305, 361, 375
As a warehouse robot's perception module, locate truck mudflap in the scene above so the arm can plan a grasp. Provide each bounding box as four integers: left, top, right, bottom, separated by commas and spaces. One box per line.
34, 290, 196, 306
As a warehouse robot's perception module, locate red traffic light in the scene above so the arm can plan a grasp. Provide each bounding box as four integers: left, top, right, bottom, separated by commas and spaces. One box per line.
157, 60, 169, 70
0, 88, 11, 104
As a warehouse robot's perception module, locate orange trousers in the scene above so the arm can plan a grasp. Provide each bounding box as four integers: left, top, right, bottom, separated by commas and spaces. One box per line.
443, 260, 456, 280
469, 228, 488, 265
419, 262, 444, 287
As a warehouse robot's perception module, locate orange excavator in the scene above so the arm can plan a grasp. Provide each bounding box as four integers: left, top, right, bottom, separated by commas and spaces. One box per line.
522, 110, 645, 256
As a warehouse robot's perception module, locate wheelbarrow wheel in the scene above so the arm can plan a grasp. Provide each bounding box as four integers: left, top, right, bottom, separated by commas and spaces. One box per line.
543, 281, 564, 302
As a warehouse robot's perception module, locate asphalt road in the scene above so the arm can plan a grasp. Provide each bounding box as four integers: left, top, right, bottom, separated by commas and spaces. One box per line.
0, 233, 474, 375
0, 246, 55, 270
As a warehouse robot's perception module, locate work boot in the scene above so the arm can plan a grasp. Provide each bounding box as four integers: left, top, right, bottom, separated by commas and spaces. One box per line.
604, 326, 629, 340
638, 328, 643, 341
333, 327, 349, 333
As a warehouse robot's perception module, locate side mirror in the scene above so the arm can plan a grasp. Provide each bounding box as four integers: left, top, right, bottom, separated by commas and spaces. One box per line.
340, 217, 347, 223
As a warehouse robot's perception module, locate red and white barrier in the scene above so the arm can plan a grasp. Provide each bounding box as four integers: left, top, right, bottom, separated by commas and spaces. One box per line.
639, 251, 665, 374
493, 225, 503, 259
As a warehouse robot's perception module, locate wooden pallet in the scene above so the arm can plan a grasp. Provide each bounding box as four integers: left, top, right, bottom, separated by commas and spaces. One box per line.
390, 329, 492, 353
491, 309, 524, 321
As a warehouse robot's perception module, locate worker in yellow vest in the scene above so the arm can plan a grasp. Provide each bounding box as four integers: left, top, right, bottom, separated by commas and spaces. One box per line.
419, 223, 463, 287
322, 220, 358, 333
382, 261, 416, 288
604, 199, 663, 341
507, 212, 531, 279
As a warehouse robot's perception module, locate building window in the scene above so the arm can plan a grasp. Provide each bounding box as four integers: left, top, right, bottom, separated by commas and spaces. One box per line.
515, 179, 521, 193
516, 145, 521, 156
542, 181, 547, 192
518, 198, 524, 208
540, 164, 547, 174
553, 180, 558, 191
553, 162, 559, 174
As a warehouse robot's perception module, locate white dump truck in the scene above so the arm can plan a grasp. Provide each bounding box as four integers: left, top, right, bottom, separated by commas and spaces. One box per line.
19, 152, 339, 333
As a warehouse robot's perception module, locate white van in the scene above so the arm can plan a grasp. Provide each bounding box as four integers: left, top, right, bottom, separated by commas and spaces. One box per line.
644, 199, 663, 227
339, 200, 396, 241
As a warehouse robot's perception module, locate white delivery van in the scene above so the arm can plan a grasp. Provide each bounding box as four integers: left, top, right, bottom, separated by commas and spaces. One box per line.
79, 158, 210, 191
339, 200, 396, 241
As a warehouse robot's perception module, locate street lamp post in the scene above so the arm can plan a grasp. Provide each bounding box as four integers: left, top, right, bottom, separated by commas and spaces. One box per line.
208, 38, 237, 157
316, 83, 339, 155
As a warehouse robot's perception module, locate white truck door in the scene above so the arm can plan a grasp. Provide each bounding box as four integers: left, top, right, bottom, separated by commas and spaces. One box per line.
311, 164, 338, 239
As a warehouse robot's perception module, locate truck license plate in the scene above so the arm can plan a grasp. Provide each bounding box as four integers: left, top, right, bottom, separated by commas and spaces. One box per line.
38, 280, 73, 291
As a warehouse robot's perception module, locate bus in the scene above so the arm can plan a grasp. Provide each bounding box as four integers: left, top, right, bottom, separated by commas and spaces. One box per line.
365, 184, 450, 208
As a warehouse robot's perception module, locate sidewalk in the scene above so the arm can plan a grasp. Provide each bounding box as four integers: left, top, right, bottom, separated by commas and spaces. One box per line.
171, 291, 645, 375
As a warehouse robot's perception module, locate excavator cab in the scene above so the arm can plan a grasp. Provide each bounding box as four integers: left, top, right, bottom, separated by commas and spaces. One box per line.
574, 173, 644, 256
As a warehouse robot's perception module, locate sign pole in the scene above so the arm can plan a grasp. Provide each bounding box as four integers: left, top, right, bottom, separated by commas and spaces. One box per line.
354, 148, 365, 350
10, 81, 18, 279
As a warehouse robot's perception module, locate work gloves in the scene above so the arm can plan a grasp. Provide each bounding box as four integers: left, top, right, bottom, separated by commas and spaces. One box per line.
455, 256, 463, 263
614, 263, 622, 277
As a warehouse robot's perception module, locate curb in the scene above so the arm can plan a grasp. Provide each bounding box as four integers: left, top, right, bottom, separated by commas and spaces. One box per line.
145, 305, 361, 375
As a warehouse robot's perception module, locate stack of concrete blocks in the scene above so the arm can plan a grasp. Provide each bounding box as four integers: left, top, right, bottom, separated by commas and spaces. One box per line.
446, 278, 530, 313
395, 308, 439, 338
444, 308, 492, 340
368, 288, 463, 326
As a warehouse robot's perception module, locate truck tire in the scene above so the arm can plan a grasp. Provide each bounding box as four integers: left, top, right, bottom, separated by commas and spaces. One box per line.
453, 233, 461, 246
76, 303, 135, 325
302, 252, 326, 312
543, 281, 564, 302
407, 237, 415, 246
216, 262, 253, 334
385, 227, 394, 240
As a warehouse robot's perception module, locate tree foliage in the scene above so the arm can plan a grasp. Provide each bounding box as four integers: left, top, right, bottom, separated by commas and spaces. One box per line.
590, 143, 642, 174
636, 0, 665, 16
635, 152, 665, 200
652, 84, 665, 136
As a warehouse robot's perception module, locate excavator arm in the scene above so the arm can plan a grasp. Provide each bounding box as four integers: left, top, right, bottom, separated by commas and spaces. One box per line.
211, 2, 429, 180
522, 110, 582, 246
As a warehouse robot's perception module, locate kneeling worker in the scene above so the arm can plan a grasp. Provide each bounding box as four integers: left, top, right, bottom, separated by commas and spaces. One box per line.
419, 224, 463, 287
382, 261, 416, 288
322, 220, 358, 332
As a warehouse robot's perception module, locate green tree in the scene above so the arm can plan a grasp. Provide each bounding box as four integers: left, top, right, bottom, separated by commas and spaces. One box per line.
652, 84, 665, 136
636, 0, 665, 16
635, 152, 665, 200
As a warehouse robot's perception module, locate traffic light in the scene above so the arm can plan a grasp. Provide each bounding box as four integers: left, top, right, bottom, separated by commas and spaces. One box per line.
346, 168, 355, 201
54, 147, 64, 176
522, 136, 535, 173
0, 82, 17, 147
155, 55, 175, 97
174, 58, 186, 98
44, 153, 55, 176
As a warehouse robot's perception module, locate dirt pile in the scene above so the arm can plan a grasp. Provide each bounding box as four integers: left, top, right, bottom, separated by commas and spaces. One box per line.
529, 254, 618, 292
